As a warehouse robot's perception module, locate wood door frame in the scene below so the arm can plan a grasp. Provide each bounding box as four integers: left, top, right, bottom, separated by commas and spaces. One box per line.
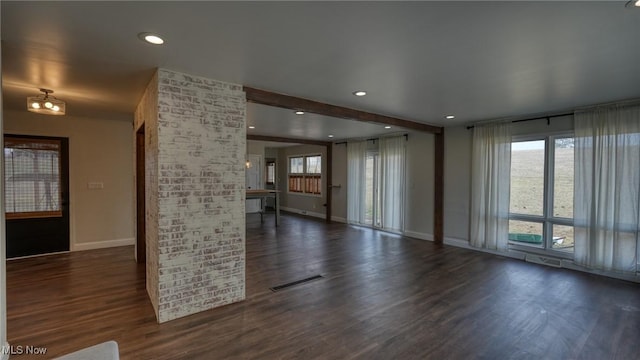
135, 125, 145, 263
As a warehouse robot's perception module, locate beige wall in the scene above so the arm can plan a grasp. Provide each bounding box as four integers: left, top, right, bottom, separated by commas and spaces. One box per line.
3, 109, 135, 250
331, 143, 347, 221
404, 132, 435, 238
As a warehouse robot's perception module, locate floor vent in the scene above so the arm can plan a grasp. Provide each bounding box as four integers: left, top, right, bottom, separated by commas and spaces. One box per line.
270, 275, 323, 292
525, 254, 562, 268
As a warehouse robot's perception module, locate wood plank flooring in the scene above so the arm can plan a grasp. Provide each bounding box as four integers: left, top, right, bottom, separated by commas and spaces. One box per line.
6, 213, 640, 359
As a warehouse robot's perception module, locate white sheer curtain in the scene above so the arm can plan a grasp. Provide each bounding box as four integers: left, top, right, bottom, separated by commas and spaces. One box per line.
470, 122, 512, 251
347, 140, 368, 225
379, 136, 406, 232
574, 104, 640, 273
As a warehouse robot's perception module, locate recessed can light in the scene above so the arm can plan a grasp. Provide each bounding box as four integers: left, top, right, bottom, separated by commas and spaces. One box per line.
384, 126, 392, 129
445, 115, 455, 119
138, 32, 164, 45
295, 111, 305, 115
328, 135, 334, 138
248, 126, 255, 129
353, 91, 367, 97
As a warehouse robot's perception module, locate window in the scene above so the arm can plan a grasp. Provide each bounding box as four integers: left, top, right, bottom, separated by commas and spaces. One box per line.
4, 137, 63, 219
509, 135, 574, 255
288, 155, 322, 195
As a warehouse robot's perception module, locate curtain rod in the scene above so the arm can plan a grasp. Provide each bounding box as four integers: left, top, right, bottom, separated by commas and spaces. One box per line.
335, 133, 408, 145
465, 112, 574, 130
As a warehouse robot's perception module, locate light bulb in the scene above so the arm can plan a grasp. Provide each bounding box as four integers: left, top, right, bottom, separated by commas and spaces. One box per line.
144, 34, 164, 45
52, 105, 60, 112
31, 102, 41, 109
44, 101, 53, 109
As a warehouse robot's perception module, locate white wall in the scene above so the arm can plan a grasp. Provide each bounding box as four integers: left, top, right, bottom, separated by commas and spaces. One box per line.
443, 126, 473, 241
331, 143, 347, 222
3, 110, 135, 251
404, 132, 435, 239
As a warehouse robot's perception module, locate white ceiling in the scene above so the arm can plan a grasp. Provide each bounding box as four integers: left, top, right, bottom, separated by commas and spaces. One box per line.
2, 1, 639, 141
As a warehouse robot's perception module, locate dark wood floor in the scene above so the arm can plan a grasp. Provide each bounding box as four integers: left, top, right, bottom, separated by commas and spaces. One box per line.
6, 213, 640, 359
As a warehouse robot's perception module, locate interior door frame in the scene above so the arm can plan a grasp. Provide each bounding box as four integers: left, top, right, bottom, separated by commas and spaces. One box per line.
136, 125, 145, 264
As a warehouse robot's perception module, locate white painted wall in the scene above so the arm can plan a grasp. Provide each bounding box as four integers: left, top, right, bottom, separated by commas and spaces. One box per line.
404, 132, 435, 239
3, 110, 135, 251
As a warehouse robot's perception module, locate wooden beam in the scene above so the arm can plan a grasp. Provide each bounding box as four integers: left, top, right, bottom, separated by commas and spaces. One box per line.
247, 134, 331, 147
434, 130, 444, 245
244, 86, 442, 134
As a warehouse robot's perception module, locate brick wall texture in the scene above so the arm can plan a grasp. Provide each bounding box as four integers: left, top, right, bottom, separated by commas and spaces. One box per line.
137, 69, 246, 323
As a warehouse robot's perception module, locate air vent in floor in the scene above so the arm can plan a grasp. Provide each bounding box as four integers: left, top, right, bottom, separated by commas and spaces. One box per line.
270, 274, 323, 292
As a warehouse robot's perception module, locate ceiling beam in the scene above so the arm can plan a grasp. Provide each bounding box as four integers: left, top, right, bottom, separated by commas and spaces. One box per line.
244, 87, 442, 134
247, 134, 332, 147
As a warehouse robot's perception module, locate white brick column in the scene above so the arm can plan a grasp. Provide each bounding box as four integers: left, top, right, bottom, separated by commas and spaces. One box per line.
136, 69, 246, 323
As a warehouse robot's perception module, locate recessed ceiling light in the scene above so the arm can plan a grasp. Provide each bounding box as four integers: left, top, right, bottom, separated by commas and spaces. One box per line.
295, 111, 305, 115
353, 91, 367, 97
445, 115, 455, 119
384, 126, 392, 129
328, 135, 334, 138
248, 126, 255, 129
138, 32, 164, 45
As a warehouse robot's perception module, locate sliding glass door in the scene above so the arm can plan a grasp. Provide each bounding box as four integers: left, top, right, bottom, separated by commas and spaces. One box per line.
364, 152, 381, 228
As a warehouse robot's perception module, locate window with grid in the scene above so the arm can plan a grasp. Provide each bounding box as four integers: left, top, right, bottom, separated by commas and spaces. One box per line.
509, 135, 575, 256
288, 155, 322, 195
4, 137, 62, 219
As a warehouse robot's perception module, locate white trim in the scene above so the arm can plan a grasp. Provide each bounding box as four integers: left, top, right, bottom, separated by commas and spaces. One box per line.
443, 236, 526, 260
404, 231, 434, 242
1, 342, 9, 360
72, 238, 135, 252
330, 216, 347, 223
280, 206, 326, 220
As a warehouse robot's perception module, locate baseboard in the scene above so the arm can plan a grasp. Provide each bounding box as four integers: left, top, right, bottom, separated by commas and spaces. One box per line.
404, 230, 434, 242
280, 207, 326, 220
443, 236, 526, 260
331, 216, 347, 223
73, 238, 135, 252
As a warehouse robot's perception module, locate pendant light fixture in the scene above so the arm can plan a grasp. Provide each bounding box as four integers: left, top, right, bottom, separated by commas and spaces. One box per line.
27, 89, 66, 115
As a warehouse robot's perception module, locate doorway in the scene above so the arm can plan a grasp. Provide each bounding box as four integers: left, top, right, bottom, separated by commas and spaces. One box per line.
4, 135, 70, 258
136, 126, 146, 263
245, 154, 263, 213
